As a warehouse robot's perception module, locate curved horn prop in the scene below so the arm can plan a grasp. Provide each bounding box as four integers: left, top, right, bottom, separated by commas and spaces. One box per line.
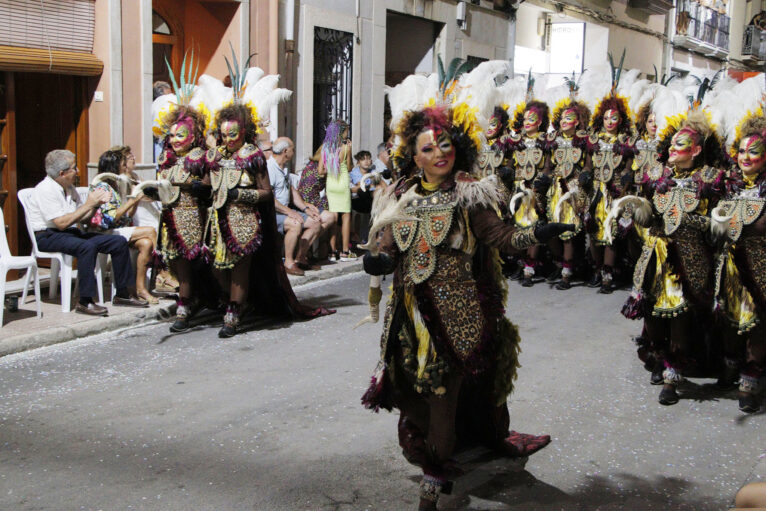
710, 205, 733, 241
554, 190, 572, 223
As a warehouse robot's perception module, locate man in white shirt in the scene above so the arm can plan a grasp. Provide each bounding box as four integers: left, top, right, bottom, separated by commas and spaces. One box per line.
28, 149, 147, 315
267, 137, 333, 276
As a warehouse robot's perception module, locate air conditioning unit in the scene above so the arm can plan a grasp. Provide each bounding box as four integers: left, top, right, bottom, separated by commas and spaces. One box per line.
627, 0, 673, 15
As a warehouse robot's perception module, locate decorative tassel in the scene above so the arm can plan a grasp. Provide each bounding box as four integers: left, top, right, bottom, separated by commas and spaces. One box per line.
361, 363, 394, 412
621, 289, 645, 319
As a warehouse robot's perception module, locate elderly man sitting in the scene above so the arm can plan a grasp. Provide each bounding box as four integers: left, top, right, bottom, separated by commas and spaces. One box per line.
268, 137, 334, 276
26, 149, 148, 315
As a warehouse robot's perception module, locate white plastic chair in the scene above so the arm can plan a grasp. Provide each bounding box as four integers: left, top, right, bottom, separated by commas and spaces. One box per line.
0, 203, 42, 327
17, 188, 105, 312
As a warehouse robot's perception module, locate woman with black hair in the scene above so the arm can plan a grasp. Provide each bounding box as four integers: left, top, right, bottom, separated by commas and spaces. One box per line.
361, 89, 573, 508
90, 150, 157, 305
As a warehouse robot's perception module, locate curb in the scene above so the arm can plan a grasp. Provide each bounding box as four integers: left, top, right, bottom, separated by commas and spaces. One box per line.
0, 260, 363, 358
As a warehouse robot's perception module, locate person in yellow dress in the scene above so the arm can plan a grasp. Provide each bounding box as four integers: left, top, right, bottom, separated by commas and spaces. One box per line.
318, 119, 356, 261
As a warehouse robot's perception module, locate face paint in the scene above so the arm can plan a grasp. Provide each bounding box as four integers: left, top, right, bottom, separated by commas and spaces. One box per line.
221, 120, 245, 153
646, 113, 657, 138
668, 128, 698, 167
523, 109, 541, 135
603, 109, 621, 134
560, 108, 579, 134
485, 115, 501, 139
169, 119, 195, 155
414, 129, 455, 184
738, 135, 766, 176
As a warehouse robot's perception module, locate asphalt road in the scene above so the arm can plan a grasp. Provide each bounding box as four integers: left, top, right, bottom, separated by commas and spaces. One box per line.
0, 272, 763, 511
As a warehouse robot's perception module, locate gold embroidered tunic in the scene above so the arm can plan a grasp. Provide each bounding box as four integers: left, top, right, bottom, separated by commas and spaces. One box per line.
546, 130, 590, 240
206, 144, 273, 269
156, 147, 209, 262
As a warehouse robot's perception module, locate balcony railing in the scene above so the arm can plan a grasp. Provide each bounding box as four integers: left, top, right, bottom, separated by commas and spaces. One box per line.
742, 25, 766, 63
673, 0, 729, 59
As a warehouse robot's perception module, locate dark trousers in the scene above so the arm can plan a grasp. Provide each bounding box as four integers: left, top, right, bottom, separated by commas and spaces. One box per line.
36, 228, 134, 300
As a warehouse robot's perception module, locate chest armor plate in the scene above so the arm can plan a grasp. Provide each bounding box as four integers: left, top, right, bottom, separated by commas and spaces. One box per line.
715, 195, 766, 242
652, 180, 700, 235
393, 189, 458, 285
211, 159, 244, 210
159, 162, 190, 205
553, 139, 582, 179
476, 146, 505, 178
592, 141, 622, 183
634, 140, 661, 184
514, 139, 542, 182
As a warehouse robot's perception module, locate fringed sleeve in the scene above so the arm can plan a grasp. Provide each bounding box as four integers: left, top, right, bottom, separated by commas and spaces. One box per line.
470, 206, 538, 253
184, 147, 207, 177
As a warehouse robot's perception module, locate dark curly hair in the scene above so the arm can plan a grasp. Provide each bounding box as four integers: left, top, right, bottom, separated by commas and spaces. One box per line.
513, 100, 550, 134
97, 150, 125, 174
635, 102, 655, 138
489, 106, 510, 138
551, 100, 591, 133
215, 103, 258, 147
163, 106, 207, 153
591, 95, 633, 136
392, 105, 477, 179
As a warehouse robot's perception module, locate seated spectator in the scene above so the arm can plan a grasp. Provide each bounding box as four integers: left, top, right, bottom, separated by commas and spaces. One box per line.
110, 144, 162, 229
27, 149, 148, 315
297, 153, 337, 259
268, 137, 335, 276
372, 142, 393, 179
90, 150, 158, 304
110, 144, 177, 293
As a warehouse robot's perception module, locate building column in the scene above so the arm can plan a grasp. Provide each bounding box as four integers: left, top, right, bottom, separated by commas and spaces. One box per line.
121, 0, 152, 164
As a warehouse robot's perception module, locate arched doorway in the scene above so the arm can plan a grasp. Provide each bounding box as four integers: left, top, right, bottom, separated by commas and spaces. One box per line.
152, 9, 182, 85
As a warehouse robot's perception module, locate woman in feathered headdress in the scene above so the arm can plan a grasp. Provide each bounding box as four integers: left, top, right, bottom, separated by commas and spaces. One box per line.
585, 51, 638, 293
544, 75, 593, 290
360, 60, 573, 510
203, 46, 334, 337
151, 52, 215, 332
506, 73, 555, 287
710, 99, 766, 413
620, 81, 727, 406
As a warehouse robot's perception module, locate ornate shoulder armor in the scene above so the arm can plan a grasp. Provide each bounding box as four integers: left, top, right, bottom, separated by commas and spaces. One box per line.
237, 143, 259, 159
187, 147, 206, 161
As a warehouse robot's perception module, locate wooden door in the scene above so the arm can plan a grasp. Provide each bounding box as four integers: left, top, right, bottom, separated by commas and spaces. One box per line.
13, 72, 88, 258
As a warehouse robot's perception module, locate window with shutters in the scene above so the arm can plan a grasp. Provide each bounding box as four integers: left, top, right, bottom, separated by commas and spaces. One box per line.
0, 0, 96, 53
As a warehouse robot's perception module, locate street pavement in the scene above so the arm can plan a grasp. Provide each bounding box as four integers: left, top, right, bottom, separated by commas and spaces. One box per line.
0, 272, 763, 511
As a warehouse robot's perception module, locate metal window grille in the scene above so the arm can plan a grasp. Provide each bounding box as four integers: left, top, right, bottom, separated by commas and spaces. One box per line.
313, 27, 353, 151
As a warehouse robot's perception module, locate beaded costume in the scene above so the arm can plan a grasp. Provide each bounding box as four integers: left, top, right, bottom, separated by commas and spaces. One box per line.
206, 144, 268, 270
156, 147, 209, 263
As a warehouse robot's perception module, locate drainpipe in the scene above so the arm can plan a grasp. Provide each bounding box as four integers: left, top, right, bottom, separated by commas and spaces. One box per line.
269, 0, 279, 141
283, 0, 295, 143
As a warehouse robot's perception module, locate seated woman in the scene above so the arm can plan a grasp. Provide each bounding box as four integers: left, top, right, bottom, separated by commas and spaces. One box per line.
89, 150, 158, 304
296, 153, 337, 260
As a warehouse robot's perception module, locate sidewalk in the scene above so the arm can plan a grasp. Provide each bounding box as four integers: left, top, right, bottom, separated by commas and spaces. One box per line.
0, 258, 362, 357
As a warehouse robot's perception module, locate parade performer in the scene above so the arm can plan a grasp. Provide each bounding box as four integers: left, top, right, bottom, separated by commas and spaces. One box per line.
710, 104, 766, 413
202, 49, 334, 337
586, 53, 637, 293
475, 106, 512, 179
546, 76, 593, 289
631, 101, 663, 191
619, 89, 727, 405
151, 54, 214, 331
507, 75, 554, 286
360, 64, 573, 511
